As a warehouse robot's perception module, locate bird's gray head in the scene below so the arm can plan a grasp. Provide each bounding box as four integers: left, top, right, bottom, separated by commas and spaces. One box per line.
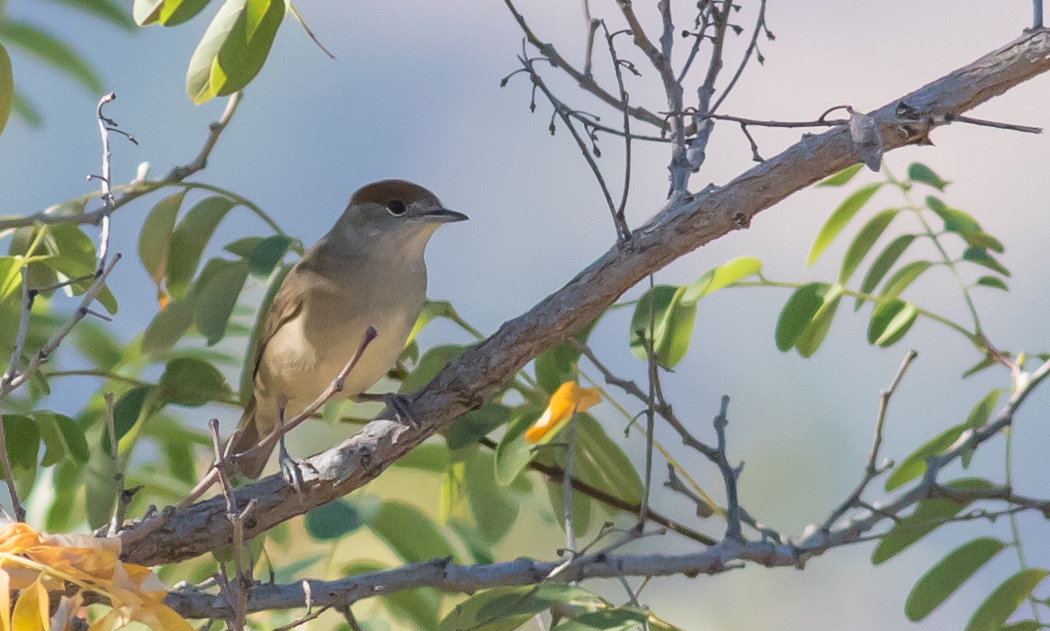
336, 180, 467, 250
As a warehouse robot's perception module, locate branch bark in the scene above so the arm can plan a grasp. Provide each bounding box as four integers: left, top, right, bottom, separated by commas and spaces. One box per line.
121, 29, 1050, 567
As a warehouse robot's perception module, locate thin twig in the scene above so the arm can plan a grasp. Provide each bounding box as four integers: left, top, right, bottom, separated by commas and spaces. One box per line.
821, 350, 917, 532
503, 0, 669, 130
3, 268, 33, 387
0, 411, 22, 521
710, 0, 769, 114
582, 0, 599, 77
105, 393, 127, 535
288, 4, 336, 59
563, 412, 578, 553
1, 255, 120, 394
603, 23, 633, 231
521, 55, 631, 242
168, 92, 243, 181
94, 93, 118, 274
479, 436, 716, 545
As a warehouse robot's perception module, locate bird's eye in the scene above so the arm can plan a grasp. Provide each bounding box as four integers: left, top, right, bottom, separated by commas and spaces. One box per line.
386, 199, 407, 216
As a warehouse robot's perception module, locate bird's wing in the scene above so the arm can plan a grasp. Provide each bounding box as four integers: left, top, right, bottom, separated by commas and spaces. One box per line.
246, 267, 308, 385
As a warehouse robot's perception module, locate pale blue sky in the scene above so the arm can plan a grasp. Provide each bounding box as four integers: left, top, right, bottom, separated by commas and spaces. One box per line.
1, 1, 1049, 629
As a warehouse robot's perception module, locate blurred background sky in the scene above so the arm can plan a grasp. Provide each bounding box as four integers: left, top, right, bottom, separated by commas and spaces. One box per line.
2, 0, 1050, 629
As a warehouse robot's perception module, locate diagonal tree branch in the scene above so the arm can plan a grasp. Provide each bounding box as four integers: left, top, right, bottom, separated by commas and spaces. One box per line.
121, 29, 1050, 567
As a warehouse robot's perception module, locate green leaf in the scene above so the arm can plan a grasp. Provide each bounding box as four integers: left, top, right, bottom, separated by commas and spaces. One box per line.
926, 196, 978, 232
775, 282, 830, 352
392, 443, 450, 473
794, 284, 844, 357
305, 499, 368, 540
816, 163, 865, 187
440, 585, 600, 631
191, 258, 249, 345
465, 450, 519, 543
40, 255, 118, 314
45, 0, 136, 30
867, 299, 917, 347
0, 21, 103, 93
407, 299, 458, 343
72, 322, 122, 371
965, 389, 1001, 430
385, 587, 440, 630
908, 163, 949, 190
681, 256, 762, 303
839, 209, 898, 284
872, 478, 993, 564
11, 90, 42, 128
999, 621, 1042, 631
557, 607, 682, 631
142, 298, 195, 357
533, 319, 598, 396
48, 222, 96, 270
967, 569, 1049, 631
33, 411, 67, 466
370, 501, 457, 563
494, 409, 542, 486
0, 415, 38, 497
629, 285, 698, 370
0, 43, 12, 137
963, 248, 1011, 277
975, 276, 1008, 291
960, 388, 1002, 467
46, 460, 81, 531
962, 354, 997, 379
574, 413, 643, 503
856, 234, 916, 310
881, 260, 934, 301
162, 433, 196, 484
906, 537, 1005, 621
1, 414, 40, 471
246, 234, 292, 276
223, 236, 264, 257
166, 196, 237, 299
400, 345, 468, 394
134, 0, 213, 26
885, 423, 967, 491
108, 386, 153, 454
346, 560, 439, 629
158, 356, 231, 406
185, 0, 286, 104
446, 404, 512, 451
139, 191, 185, 285
55, 414, 88, 462
807, 182, 882, 265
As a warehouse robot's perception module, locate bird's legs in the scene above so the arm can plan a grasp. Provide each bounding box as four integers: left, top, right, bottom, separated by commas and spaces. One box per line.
275, 395, 316, 493
355, 392, 419, 426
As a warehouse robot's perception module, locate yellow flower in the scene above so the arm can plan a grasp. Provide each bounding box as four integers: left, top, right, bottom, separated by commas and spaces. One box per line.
525, 381, 601, 444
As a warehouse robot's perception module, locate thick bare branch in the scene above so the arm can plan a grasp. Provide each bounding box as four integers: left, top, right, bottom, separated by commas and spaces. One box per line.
121, 30, 1050, 567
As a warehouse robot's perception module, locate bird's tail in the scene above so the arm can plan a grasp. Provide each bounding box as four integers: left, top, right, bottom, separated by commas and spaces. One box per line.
227, 397, 273, 479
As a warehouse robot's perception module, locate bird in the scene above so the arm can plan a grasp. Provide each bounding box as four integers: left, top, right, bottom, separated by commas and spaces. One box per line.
228, 179, 467, 479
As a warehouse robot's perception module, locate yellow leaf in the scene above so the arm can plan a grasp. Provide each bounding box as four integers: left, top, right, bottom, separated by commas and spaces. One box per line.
10, 577, 47, 631
0, 523, 45, 553
525, 381, 601, 444
134, 593, 197, 631
0, 568, 10, 631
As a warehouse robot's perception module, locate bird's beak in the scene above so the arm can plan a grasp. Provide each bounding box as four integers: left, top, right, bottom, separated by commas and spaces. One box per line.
423, 207, 469, 223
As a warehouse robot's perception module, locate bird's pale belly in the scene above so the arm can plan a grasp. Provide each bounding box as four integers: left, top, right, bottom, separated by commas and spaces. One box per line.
258, 296, 419, 420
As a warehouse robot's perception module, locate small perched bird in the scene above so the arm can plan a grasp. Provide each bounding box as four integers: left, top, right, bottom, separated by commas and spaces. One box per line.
229, 180, 467, 478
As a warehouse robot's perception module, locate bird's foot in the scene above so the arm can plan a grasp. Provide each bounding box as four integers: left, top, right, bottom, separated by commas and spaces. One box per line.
357, 392, 420, 427
278, 435, 316, 496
